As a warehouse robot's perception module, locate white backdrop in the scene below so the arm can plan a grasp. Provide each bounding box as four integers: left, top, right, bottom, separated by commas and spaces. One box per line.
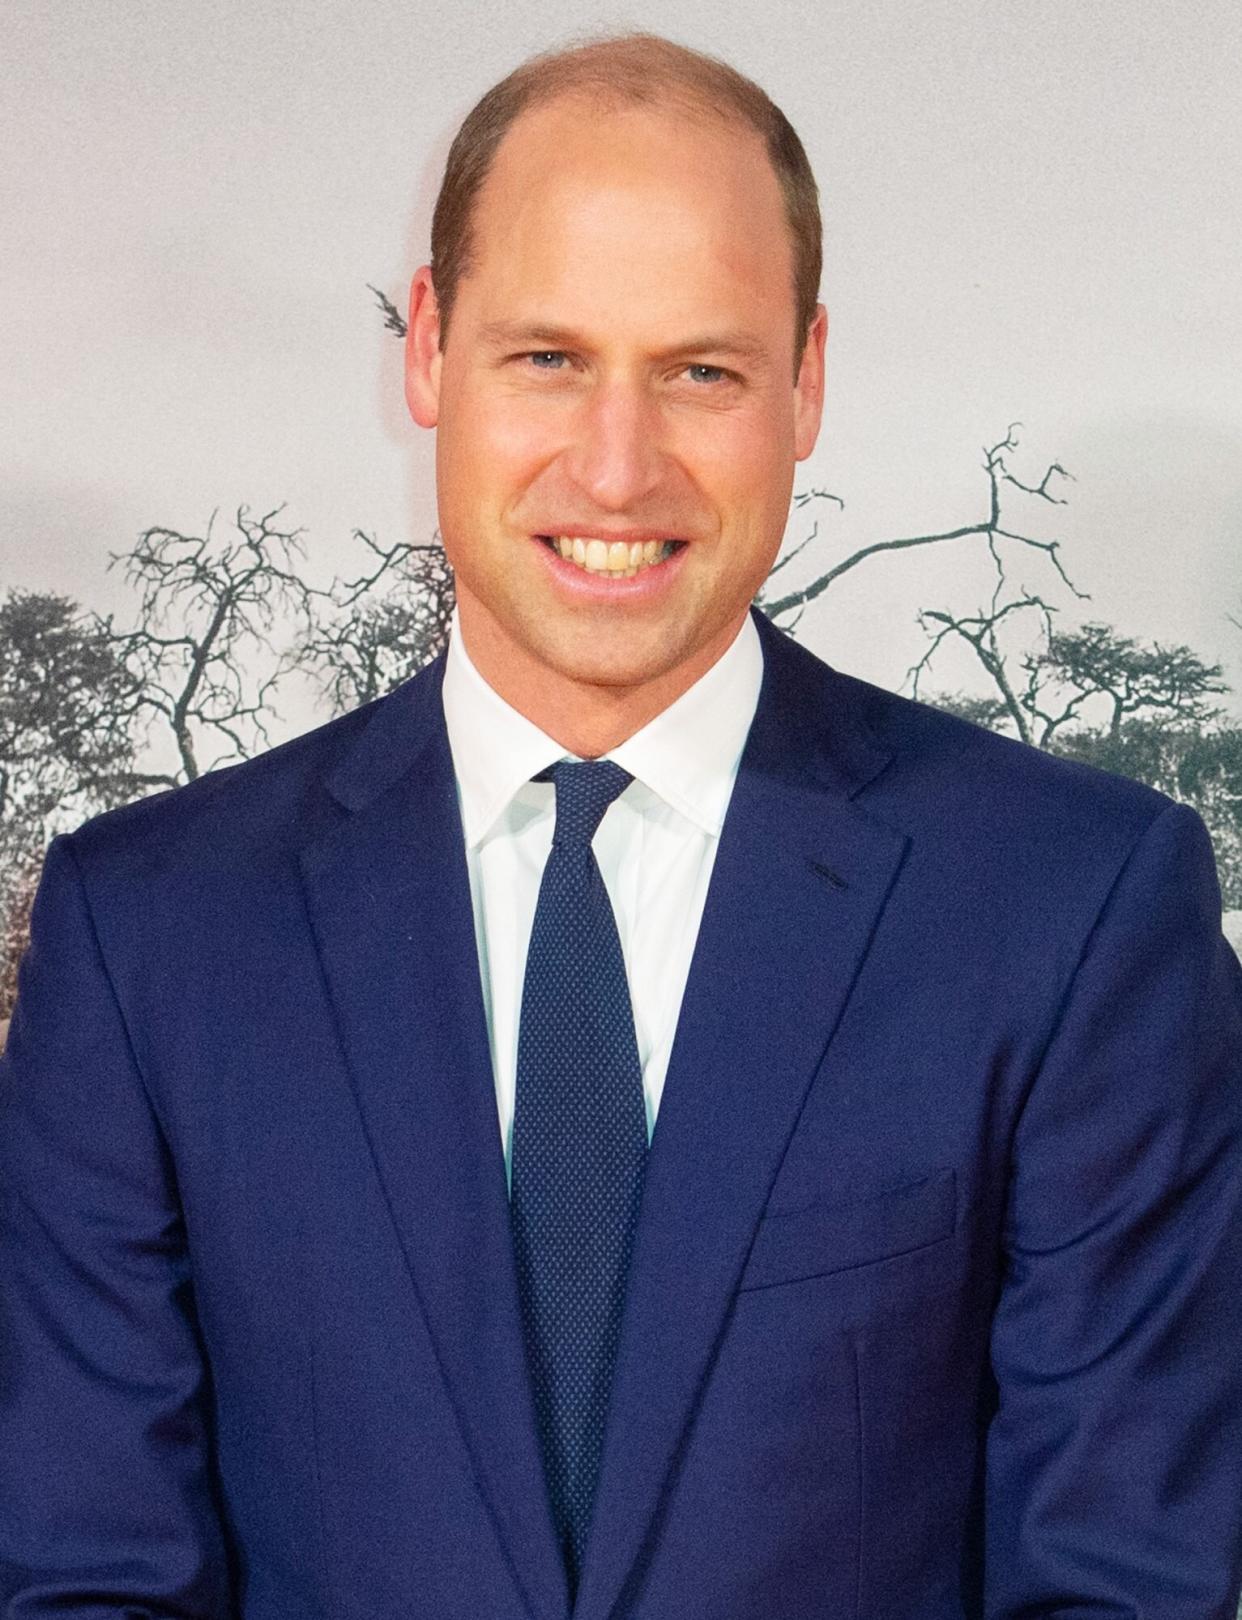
3, 0, 1240, 728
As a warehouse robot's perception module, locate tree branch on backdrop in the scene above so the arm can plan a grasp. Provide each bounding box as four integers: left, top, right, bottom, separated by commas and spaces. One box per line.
102, 506, 330, 782
294, 533, 456, 712
754, 424, 1085, 629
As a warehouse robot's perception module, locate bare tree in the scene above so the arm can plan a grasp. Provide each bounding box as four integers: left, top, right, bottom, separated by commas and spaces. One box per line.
102, 505, 328, 784
755, 425, 1081, 631
910, 589, 1059, 745
0, 515, 441, 1010
296, 532, 456, 713
102, 502, 457, 786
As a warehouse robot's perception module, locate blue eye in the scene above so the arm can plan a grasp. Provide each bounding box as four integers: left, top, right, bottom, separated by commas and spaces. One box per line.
687, 364, 727, 384
527, 351, 566, 369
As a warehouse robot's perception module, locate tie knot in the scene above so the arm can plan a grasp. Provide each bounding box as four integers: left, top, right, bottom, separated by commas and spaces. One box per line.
541, 758, 633, 848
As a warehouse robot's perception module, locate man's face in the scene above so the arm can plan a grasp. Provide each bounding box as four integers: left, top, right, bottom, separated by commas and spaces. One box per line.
406, 94, 826, 701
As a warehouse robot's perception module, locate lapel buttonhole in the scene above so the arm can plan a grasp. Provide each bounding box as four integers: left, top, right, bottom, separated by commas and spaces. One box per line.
809, 859, 848, 890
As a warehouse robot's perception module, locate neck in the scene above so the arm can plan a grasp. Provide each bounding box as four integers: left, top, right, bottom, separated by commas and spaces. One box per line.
455, 597, 744, 758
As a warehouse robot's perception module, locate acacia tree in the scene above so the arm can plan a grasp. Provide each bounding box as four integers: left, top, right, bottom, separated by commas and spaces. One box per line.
1032, 624, 1226, 743
911, 594, 1227, 749
908, 547, 1241, 905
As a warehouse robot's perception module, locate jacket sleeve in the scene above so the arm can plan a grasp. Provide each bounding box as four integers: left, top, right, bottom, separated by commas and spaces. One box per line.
0, 834, 234, 1616
984, 799, 1242, 1618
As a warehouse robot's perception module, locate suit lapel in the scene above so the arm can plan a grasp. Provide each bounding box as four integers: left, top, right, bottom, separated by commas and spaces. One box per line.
297, 658, 570, 1620
572, 611, 910, 1620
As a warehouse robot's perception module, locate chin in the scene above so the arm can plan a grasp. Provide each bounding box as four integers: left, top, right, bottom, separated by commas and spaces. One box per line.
531, 622, 689, 692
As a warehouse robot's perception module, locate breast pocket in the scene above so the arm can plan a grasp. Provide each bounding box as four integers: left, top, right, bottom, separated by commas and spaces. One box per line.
736, 1168, 957, 1291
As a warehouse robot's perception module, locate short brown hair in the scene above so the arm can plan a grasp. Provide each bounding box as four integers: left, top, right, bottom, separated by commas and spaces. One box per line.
429, 30, 822, 380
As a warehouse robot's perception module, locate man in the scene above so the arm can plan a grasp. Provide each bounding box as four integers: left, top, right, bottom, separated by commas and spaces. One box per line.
1, 29, 1240, 1620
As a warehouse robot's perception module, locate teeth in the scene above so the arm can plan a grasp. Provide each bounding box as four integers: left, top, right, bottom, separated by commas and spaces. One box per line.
547, 537, 677, 576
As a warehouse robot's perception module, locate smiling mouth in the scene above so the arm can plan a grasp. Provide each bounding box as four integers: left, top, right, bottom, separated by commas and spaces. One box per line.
537, 535, 686, 578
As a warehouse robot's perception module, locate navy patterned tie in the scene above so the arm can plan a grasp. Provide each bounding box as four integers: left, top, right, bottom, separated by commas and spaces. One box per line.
509, 759, 648, 1597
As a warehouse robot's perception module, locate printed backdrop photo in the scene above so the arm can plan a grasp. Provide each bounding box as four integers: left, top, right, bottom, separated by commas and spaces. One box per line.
2, 0, 1241, 1604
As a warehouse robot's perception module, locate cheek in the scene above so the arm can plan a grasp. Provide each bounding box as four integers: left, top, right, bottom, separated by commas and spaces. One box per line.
464, 372, 572, 460
674, 399, 791, 484
473, 399, 550, 466
439, 380, 546, 488
690, 432, 790, 528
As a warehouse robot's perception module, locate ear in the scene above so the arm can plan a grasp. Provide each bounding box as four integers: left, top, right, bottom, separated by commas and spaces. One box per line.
793, 303, 828, 461
404, 265, 443, 429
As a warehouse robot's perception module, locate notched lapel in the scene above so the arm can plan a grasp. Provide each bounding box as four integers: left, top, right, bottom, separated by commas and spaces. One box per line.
297, 660, 569, 1620
574, 613, 910, 1620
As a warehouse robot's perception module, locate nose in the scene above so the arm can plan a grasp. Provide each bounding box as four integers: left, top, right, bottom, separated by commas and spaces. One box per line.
563, 376, 666, 513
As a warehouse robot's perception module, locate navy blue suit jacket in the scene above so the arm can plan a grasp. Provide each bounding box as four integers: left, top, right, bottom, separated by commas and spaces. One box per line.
2, 607, 1241, 1618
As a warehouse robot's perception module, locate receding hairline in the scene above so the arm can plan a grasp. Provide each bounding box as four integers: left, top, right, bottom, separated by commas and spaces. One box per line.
429, 30, 823, 377
465, 77, 777, 248
468, 28, 785, 123
493, 71, 750, 135
494, 77, 754, 141
473, 88, 782, 233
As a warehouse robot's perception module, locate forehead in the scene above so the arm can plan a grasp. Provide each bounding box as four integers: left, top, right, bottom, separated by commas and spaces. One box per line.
462, 93, 795, 331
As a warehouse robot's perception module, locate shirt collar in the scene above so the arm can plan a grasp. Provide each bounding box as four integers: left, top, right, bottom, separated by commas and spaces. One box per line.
441, 606, 764, 847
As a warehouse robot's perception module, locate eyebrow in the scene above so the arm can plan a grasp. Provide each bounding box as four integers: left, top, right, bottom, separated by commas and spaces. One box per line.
476, 319, 770, 366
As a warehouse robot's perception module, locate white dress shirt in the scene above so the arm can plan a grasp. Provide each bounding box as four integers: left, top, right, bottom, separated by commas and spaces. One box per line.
440, 607, 764, 1189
